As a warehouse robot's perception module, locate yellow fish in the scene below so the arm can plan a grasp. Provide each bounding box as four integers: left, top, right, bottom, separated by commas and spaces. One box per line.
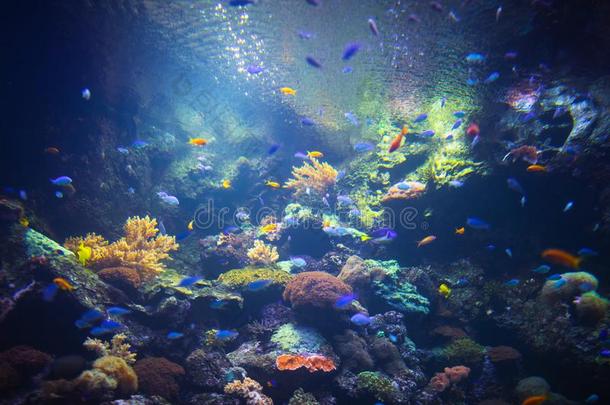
221, 179, 232, 189
455, 227, 465, 235
260, 223, 278, 233
307, 151, 324, 159
77, 242, 92, 266
438, 283, 451, 298
265, 181, 281, 189
19, 217, 29, 227
360, 235, 372, 242
187, 220, 194, 231
53, 277, 75, 291
188, 137, 208, 147
279, 87, 296, 95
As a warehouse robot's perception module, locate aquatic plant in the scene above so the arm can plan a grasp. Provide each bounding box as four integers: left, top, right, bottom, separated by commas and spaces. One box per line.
283, 271, 352, 310
65, 216, 179, 282
275, 354, 336, 373
133, 357, 184, 400
83, 333, 136, 365
356, 371, 398, 402
217, 266, 292, 290
285, 158, 338, 198
224, 377, 273, 405
270, 323, 326, 354
441, 338, 485, 366
247, 240, 279, 265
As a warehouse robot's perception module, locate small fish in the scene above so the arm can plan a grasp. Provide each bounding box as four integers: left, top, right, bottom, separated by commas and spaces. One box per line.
44, 147, 60, 154
563, 201, 574, 212
350, 313, 371, 326
466, 123, 480, 137
532, 265, 551, 274
247, 279, 273, 291
96, 320, 122, 333
260, 223, 278, 233
265, 180, 281, 189
80, 309, 104, 323
486, 244, 496, 251
335, 293, 357, 309
188, 138, 208, 146
54, 278, 75, 291
467, 217, 490, 230
294, 151, 308, 160
496, 6, 502, 22
342, 43, 361, 60
438, 283, 451, 298
408, 14, 421, 23
167, 331, 184, 339
279, 87, 296, 95
228, 0, 256, 6
50, 176, 73, 186
132, 139, 148, 148
342, 66, 353, 74
553, 278, 567, 288
465, 53, 486, 63
268, 144, 280, 155
215, 329, 239, 340
507, 177, 525, 195
305, 56, 323, 68
413, 113, 428, 123
395, 181, 412, 190
585, 394, 599, 403
453, 111, 466, 118
547, 274, 562, 281
520, 196, 526, 208
19, 190, 27, 200
178, 276, 203, 287
484, 72, 500, 83
19, 217, 29, 227
441, 97, 446, 107
430, 1, 443, 12
158, 193, 180, 205
223, 225, 240, 234
527, 164, 546, 172
117, 147, 129, 154
455, 227, 465, 235
368, 18, 379, 35
505, 279, 519, 286
354, 142, 374, 153
600, 349, 610, 358
344, 111, 359, 126
370, 228, 398, 244
388, 334, 398, 343
301, 117, 316, 126
417, 235, 437, 247
90, 327, 114, 336
388, 126, 408, 153
107, 307, 131, 316
246, 65, 264, 74
297, 31, 314, 40
77, 243, 92, 266
451, 119, 463, 130
504, 51, 518, 59
448, 11, 460, 22
542, 249, 581, 268
74, 319, 91, 329
187, 220, 194, 231
42, 284, 59, 302
307, 151, 323, 159
578, 248, 598, 257
449, 180, 464, 188
81, 88, 91, 100
221, 179, 232, 189
417, 130, 435, 138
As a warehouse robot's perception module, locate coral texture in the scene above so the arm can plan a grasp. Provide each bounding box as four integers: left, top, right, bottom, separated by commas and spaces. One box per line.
224, 377, 273, 405
84, 334, 137, 365
285, 158, 337, 197
275, 354, 336, 373
427, 365, 471, 392
133, 357, 185, 400
247, 240, 280, 265
217, 266, 292, 289
381, 181, 426, 202
283, 271, 352, 310
98, 267, 142, 290
92, 356, 138, 396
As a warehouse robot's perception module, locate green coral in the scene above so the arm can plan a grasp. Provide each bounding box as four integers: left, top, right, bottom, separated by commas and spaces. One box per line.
270, 323, 326, 354
288, 388, 319, 405
284, 203, 314, 223
441, 337, 485, 366
217, 266, 293, 289
356, 371, 399, 402
365, 259, 430, 315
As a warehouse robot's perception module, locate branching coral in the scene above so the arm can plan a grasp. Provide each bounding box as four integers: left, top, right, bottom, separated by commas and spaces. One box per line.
83, 334, 136, 365
65, 216, 179, 282
224, 377, 273, 405
247, 240, 279, 265
276, 354, 336, 373
285, 158, 337, 197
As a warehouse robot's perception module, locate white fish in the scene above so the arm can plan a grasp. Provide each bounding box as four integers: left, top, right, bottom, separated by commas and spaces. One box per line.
563, 201, 573, 212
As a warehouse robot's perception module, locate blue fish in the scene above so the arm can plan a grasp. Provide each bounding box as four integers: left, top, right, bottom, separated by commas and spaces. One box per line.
507, 178, 525, 195
117, 147, 129, 154
599, 349, 610, 358
305, 56, 322, 68
452, 119, 463, 130
209, 299, 227, 309
599, 328, 608, 341
453, 111, 466, 118
298, 31, 314, 40
99, 320, 122, 331
353, 142, 374, 153
294, 152, 309, 160
74, 319, 91, 329
342, 66, 353, 74
290, 257, 307, 267
370, 228, 397, 244
132, 139, 148, 148
81, 309, 105, 323
18, 190, 27, 200
449, 180, 463, 188
504, 51, 518, 59
417, 130, 435, 138
505, 248, 513, 258
301, 117, 315, 126
547, 274, 562, 281
456, 278, 470, 286
465, 53, 486, 63
368, 18, 379, 36
486, 244, 496, 251
585, 394, 599, 403
223, 226, 240, 234
395, 181, 411, 190
246, 65, 263, 74
484, 72, 500, 83
578, 248, 598, 257
413, 113, 428, 123
388, 334, 398, 343
305, 0, 320, 5
467, 217, 490, 230
335, 293, 357, 309
178, 276, 203, 287
228, 0, 256, 6
247, 279, 273, 291
553, 278, 567, 288
350, 313, 371, 326
268, 144, 280, 155
90, 327, 114, 336
215, 330, 239, 340
344, 111, 359, 126
505, 279, 519, 286
532, 265, 551, 274
107, 306, 131, 316
579, 282, 595, 292
42, 284, 59, 302
337, 195, 354, 205
167, 331, 184, 340
563, 201, 574, 212
55, 191, 63, 198
81, 88, 91, 100
50, 176, 73, 186
342, 43, 361, 60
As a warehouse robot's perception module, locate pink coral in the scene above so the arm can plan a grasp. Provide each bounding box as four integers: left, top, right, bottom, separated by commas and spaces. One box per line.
427, 365, 470, 392
381, 181, 426, 202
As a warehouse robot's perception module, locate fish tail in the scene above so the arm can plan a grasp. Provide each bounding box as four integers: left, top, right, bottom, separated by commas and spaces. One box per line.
360, 235, 371, 242
574, 257, 583, 269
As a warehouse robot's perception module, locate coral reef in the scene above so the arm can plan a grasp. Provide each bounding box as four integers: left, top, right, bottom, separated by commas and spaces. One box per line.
381, 181, 426, 202
427, 365, 470, 392
356, 371, 400, 403
217, 266, 292, 290
93, 355, 139, 396
84, 334, 137, 365
98, 266, 142, 291
573, 291, 609, 325
133, 357, 184, 400
276, 354, 337, 373
65, 216, 179, 282
224, 377, 273, 405
270, 323, 327, 354
285, 158, 338, 198
185, 349, 231, 390
441, 338, 485, 366
288, 388, 319, 405
247, 240, 279, 266
283, 271, 352, 310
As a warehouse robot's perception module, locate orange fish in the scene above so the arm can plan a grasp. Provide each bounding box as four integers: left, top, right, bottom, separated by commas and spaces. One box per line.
541, 249, 581, 269
521, 395, 548, 405
44, 147, 60, 155
455, 227, 465, 235
527, 164, 546, 172
388, 126, 408, 153
417, 235, 437, 247
53, 277, 75, 291
466, 122, 480, 137
188, 138, 207, 146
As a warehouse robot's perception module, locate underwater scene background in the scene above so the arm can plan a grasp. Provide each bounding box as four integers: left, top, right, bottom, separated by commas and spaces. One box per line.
1, 0, 610, 404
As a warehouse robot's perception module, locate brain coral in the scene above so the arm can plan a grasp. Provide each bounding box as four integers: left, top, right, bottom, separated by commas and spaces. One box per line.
283, 271, 352, 310
134, 357, 185, 400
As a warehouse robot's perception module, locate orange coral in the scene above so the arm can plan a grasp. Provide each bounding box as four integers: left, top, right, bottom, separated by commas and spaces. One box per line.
381, 181, 426, 202
283, 271, 352, 310
284, 158, 337, 197
276, 354, 336, 373
427, 365, 470, 392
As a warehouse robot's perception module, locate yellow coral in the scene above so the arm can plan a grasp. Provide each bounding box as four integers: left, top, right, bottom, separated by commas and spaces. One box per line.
65, 216, 179, 282
247, 240, 279, 266
224, 377, 273, 405
284, 158, 337, 198
84, 333, 137, 365
92, 356, 138, 396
